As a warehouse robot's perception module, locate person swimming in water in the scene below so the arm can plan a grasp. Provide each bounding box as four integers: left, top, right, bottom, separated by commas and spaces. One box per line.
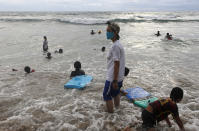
46, 52, 52, 59
90, 30, 95, 35
165, 33, 172, 40
55, 48, 63, 54
155, 31, 161, 36
70, 61, 85, 78
43, 36, 48, 52
24, 66, 35, 73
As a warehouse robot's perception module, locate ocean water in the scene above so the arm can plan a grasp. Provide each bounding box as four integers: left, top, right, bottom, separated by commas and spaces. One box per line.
0, 12, 199, 131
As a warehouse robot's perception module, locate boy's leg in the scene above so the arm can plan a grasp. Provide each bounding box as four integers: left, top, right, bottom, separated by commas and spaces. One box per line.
106, 100, 114, 113
114, 94, 120, 107
113, 81, 123, 107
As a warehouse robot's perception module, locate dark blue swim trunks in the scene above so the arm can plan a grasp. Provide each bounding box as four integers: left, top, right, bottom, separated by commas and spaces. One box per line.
103, 80, 123, 101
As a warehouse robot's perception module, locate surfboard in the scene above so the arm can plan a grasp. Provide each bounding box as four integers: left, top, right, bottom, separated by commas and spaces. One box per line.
134, 97, 158, 109
64, 75, 92, 89
125, 87, 151, 100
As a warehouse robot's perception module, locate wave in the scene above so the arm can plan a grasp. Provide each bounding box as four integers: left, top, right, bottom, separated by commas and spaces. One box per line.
0, 18, 44, 22
1, 17, 199, 25
110, 18, 199, 23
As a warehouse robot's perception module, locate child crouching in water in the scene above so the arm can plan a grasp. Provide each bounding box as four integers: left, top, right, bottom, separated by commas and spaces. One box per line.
142, 87, 185, 131
123, 87, 185, 131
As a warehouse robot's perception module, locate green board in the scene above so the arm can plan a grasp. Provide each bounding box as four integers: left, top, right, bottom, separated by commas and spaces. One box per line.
134, 97, 158, 109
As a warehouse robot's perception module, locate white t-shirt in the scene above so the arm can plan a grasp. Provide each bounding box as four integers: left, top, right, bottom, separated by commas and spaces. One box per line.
106, 40, 125, 82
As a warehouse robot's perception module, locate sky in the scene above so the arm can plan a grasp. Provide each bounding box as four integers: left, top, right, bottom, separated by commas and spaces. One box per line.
0, 0, 198, 11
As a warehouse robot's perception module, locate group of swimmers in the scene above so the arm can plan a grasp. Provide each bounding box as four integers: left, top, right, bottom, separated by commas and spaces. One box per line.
90, 29, 102, 35
42, 36, 63, 59
155, 31, 173, 40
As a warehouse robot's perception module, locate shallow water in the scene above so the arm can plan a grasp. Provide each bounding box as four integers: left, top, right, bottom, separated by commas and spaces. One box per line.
0, 12, 199, 131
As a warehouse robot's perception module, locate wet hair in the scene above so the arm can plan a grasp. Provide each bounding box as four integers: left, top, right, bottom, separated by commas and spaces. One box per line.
59, 48, 63, 53
24, 66, 31, 73
124, 67, 130, 76
74, 61, 81, 70
47, 52, 51, 58
107, 21, 120, 40
166, 33, 169, 36
170, 87, 183, 102
101, 46, 105, 52
44, 36, 47, 40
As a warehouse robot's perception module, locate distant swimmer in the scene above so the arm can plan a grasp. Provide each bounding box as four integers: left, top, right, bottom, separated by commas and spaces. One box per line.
43, 36, 48, 52
24, 66, 35, 74
46, 52, 52, 59
165, 33, 172, 40
155, 31, 161, 36
70, 61, 85, 78
90, 30, 95, 35
101, 46, 105, 52
55, 48, 63, 54
98, 30, 102, 34
59, 48, 63, 53
12, 68, 18, 71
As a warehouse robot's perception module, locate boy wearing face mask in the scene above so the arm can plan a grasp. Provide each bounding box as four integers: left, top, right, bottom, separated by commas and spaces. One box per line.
103, 22, 126, 113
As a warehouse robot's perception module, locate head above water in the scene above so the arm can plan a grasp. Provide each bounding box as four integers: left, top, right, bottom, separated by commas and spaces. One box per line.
170, 87, 183, 102
106, 21, 120, 40
101, 46, 105, 52
44, 36, 47, 40
24, 66, 31, 73
166, 33, 170, 36
47, 52, 51, 58
59, 48, 63, 53
74, 61, 81, 70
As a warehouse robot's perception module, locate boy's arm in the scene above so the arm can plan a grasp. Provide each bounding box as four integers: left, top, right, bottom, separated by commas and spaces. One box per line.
174, 116, 185, 131
165, 117, 172, 127
112, 61, 119, 89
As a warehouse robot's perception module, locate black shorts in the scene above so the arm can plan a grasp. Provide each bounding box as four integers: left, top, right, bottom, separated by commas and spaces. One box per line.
141, 109, 156, 128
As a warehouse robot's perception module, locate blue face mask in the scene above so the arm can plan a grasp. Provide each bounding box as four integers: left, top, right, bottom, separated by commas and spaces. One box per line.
106, 31, 114, 39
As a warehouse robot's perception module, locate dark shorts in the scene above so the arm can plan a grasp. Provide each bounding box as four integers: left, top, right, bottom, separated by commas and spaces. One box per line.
103, 80, 123, 101
142, 109, 156, 128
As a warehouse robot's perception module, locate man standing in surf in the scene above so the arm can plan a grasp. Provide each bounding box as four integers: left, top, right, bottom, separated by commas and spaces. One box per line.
103, 22, 125, 113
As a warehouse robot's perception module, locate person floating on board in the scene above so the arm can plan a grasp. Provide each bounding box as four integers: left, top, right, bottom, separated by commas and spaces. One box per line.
70, 61, 85, 78
165, 33, 172, 40
140, 87, 185, 131
24, 66, 35, 74
103, 21, 125, 113
43, 36, 48, 52
90, 30, 95, 35
155, 31, 161, 36
46, 52, 52, 59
